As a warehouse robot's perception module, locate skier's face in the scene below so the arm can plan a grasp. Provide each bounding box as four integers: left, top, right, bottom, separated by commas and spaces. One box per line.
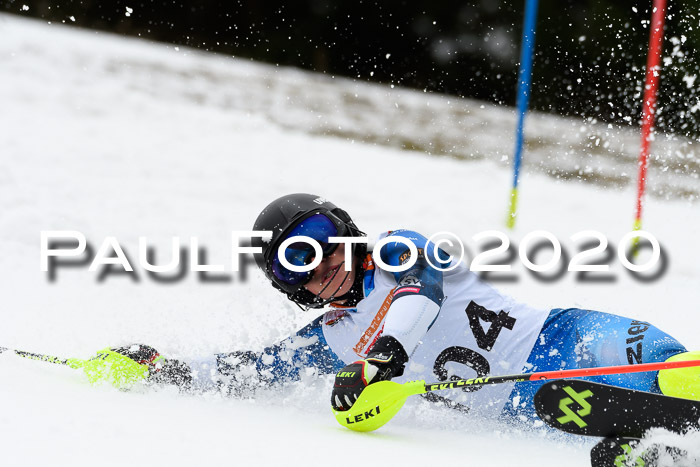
303, 243, 356, 300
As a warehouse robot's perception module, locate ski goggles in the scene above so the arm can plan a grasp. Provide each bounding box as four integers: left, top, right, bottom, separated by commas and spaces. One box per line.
270, 212, 346, 286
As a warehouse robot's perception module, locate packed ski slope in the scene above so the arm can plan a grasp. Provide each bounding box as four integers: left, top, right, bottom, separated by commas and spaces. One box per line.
1, 15, 699, 466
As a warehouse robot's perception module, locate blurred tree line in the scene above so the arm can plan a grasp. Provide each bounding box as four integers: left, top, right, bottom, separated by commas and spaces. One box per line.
3, 0, 700, 137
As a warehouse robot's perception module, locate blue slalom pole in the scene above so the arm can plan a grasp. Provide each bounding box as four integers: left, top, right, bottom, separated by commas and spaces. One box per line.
507, 0, 539, 229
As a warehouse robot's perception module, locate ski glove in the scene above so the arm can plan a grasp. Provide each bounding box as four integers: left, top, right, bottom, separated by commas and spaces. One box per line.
331, 336, 408, 411
82, 344, 192, 390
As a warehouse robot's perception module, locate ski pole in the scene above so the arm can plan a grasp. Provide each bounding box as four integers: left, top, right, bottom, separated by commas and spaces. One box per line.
333, 358, 700, 432
1, 346, 156, 388
0, 346, 85, 369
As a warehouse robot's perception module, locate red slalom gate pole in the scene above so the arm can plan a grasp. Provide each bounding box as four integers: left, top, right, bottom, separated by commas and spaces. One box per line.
634, 0, 667, 234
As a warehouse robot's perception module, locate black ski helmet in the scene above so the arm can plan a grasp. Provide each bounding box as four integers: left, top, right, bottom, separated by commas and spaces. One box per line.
252, 193, 366, 308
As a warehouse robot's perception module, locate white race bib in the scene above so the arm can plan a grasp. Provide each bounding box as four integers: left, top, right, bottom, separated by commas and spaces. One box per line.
323, 262, 550, 418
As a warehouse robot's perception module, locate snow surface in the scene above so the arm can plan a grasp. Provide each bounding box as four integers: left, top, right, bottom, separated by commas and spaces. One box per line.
1, 15, 699, 466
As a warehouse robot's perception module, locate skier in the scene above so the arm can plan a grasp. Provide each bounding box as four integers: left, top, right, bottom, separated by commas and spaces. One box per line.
87, 193, 699, 423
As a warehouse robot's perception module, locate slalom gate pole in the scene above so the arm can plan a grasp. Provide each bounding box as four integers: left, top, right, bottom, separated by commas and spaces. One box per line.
634, 0, 667, 237
335, 358, 700, 432
506, 0, 540, 229
0, 346, 84, 369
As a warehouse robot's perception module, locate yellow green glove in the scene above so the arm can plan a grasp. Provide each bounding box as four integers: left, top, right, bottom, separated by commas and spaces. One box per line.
82, 344, 190, 390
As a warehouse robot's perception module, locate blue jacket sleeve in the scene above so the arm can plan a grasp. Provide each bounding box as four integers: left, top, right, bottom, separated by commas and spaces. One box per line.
214, 315, 346, 390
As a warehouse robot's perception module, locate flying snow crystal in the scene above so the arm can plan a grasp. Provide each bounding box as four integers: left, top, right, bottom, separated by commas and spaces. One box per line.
69, 16, 75, 22
385, 53, 391, 59
125, 6, 133, 17
21, 4, 28, 10
683, 75, 697, 89
690, 100, 700, 114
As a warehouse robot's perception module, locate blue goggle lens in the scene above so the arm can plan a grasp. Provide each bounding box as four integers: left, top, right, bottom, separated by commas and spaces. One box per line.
271, 213, 341, 285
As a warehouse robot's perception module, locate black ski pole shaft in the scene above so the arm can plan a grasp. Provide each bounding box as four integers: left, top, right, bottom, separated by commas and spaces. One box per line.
0, 347, 84, 368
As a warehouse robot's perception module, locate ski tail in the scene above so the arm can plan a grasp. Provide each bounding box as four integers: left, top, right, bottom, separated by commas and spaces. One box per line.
591, 436, 691, 467
534, 379, 700, 438
591, 437, 643, 467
